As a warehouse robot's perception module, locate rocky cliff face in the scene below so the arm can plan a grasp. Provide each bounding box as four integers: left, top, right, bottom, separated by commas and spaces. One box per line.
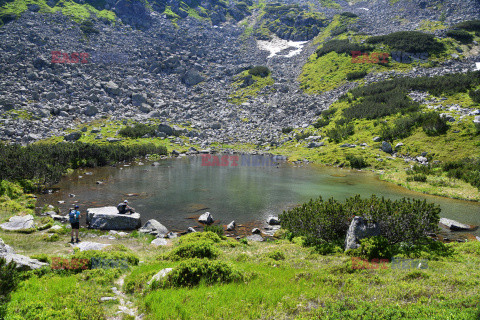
0, 0, 479, 146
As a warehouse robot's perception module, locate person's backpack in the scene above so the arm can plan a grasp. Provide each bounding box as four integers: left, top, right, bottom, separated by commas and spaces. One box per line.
69, 209, 79, 223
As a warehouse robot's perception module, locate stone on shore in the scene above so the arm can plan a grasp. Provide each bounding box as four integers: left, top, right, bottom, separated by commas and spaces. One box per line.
148, 268, 174, 286
439, 218, 476, 231
139, 219, 169, 237
151, 238, 168, 246
226, 221, 235, 231
86, 207, 141, 230
246, 234, 264, 242
0, 215, 35, 231
267, 216, 280, 225
344, 216, 381, 251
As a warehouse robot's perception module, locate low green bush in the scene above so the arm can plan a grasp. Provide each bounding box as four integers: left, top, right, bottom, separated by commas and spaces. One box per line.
446, 29, 474, 44
0, 258, 18, 319
366, 31, 445, 54
281, 127, 293, 134
118, 123, 156, 139
162, 258, 243, 288
346, 154, 369, 169
313, 117, 330, 128
340, 12, 358, 18
42, 233, 60, 242
30, 254, 50, 263
347, 236, 394, 260
316, 39, 372, 57
267, 250, 286, 261
72, 247, 139, 268
468, 89, 480, 103
177, 231, 222, 245
203, 225, 224, 237
4, 275, 106, 320
162, 241, 220, 261
346, 70, 367, 81
248, 66, 270, 78
326, 123, 354, 143
280, 195, 440, 245
455, 19, 480, 32
406, 174, 427, 182
422, 112, 449, 136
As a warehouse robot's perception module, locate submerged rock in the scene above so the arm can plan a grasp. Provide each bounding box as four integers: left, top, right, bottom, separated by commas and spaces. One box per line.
439, 218, 476, 231
86, 207, 141, 230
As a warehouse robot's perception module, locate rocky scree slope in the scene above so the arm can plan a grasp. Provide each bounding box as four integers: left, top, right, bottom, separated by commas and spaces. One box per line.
0, 0, 479, 146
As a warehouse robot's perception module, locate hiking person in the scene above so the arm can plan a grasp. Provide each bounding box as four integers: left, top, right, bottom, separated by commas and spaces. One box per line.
117, 200, 135, 214
69, 205, 81, 243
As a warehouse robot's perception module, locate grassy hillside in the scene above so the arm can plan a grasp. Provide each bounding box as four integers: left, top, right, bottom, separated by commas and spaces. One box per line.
1, 224, 480, 319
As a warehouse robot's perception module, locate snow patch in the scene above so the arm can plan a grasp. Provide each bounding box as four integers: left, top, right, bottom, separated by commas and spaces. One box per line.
257, 36, 308, 59
476, 62, 480, 71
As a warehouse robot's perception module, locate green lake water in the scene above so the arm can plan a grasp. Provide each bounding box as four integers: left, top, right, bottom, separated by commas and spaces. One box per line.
37, 155, 480, 235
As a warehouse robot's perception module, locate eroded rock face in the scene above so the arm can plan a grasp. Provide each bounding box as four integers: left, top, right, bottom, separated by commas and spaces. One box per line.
86, 207, 141, 230
344, 216, 381, 251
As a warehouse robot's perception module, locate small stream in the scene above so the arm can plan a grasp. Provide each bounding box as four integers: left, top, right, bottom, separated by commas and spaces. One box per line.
37, 155, 480, 236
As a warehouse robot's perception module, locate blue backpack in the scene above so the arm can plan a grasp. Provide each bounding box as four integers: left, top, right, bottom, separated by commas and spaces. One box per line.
69, 209, 80, 223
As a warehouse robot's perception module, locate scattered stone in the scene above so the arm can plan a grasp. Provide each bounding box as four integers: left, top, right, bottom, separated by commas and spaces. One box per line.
166, 232, 178, 239
252, 228, 261, 234
187, 227, 196, 233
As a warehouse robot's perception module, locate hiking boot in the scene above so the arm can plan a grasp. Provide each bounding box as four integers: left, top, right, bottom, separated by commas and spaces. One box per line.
76, 238, 81, 243
70, 238, 75, 244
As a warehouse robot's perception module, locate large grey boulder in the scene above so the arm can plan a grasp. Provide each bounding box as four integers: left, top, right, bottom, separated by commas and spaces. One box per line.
139, 219, 169, 237
0, 239, 48, 270
198, 212, 214, 225
103, 81, 121, 95
151, 238, 168, 246
181, 69, 205, 86
148, 268, 173, 286
72, 241, 111, 251
158, 124, 174, 136
267, 216, 280, 225
0, 215, 35, 231
439, 218, 475, 231
344, 216, 381, 251
86, 207, 141, 230
381, 141, 393, 154
64, 131, 82, 142
226, 221, 236, 231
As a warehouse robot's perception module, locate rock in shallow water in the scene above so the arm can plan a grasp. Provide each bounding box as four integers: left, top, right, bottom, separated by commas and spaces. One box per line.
86, 207, 141, 230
